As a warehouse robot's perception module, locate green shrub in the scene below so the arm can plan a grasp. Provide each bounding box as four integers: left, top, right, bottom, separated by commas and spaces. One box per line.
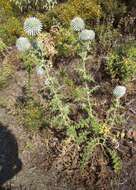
54, 27, 79, 57
69, 0, 101, 20
42, 0, 126, 29
21, 50, 41, 71
0, 16, 23, 45
0, 1, 23, 45
107, 43, 136, 81
0, 0, 13, 13
41, 0, 101, 28
127, 45, 136, 59
99, 0, 126, 17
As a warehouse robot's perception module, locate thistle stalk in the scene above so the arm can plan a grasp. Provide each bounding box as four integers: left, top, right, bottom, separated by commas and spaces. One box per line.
44, 60, 70, 127
110, 98, 120, 127
80, 42, 93, 117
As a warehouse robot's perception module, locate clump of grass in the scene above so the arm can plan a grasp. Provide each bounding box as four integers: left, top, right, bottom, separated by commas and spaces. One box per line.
0, 62, 14, 89
0, 38, 7, 55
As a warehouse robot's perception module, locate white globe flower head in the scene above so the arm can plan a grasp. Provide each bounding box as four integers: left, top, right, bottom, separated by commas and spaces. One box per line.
113, 86, 126, 98
36, 66, 44, 76
79, 29, 95, 41
71, 17, 85, 32
24, 17, 43, 36
16, 37, 31, 52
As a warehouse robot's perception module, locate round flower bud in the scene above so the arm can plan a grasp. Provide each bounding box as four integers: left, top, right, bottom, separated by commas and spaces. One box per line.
79, 29, 95, 41
16, 37, 31, 52
113, 86, 126, 98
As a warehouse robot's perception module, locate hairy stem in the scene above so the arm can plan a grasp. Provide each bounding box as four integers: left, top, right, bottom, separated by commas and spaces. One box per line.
44, 62, 69, 127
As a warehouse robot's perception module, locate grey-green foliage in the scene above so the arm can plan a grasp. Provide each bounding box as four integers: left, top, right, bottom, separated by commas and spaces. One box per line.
109, 149, 122, 174
50, 90, 70, 127
44, 65, 71, 128
21, 49, 41, 72
106, 98, 125, 127
67, 118, 90, 144
10, 0, 57, 11
80, 138, 100, 168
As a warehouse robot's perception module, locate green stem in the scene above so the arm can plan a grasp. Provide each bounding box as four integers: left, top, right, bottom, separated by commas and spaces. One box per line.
45, 63, 69, 127
111, 98, 120, 127
81, 53, 93, 117
27, 67, 32, 96
28, 71, 31, 90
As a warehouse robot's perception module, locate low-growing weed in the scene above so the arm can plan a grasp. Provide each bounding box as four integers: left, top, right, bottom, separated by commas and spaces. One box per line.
107, 42, 136, 81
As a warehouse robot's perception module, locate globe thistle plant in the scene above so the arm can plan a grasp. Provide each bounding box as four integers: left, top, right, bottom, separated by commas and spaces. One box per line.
16, 37, 31, 52
71, 17, 85, 32
113, 86, 126, 99
79, 29, 95, 41
71, 19, 96, 117
24, 17, 42, 36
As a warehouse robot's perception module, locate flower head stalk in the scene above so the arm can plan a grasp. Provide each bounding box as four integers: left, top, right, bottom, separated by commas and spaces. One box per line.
107, 85, 126, 127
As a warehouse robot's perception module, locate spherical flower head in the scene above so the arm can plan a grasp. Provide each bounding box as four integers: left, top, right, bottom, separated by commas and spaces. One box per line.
71, 17, 85, 32
79, 29, 95, 41
24, 17, 42, 36
113, 86, 126, 98
36, 66, 44, 76
16, 37, 31, 52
